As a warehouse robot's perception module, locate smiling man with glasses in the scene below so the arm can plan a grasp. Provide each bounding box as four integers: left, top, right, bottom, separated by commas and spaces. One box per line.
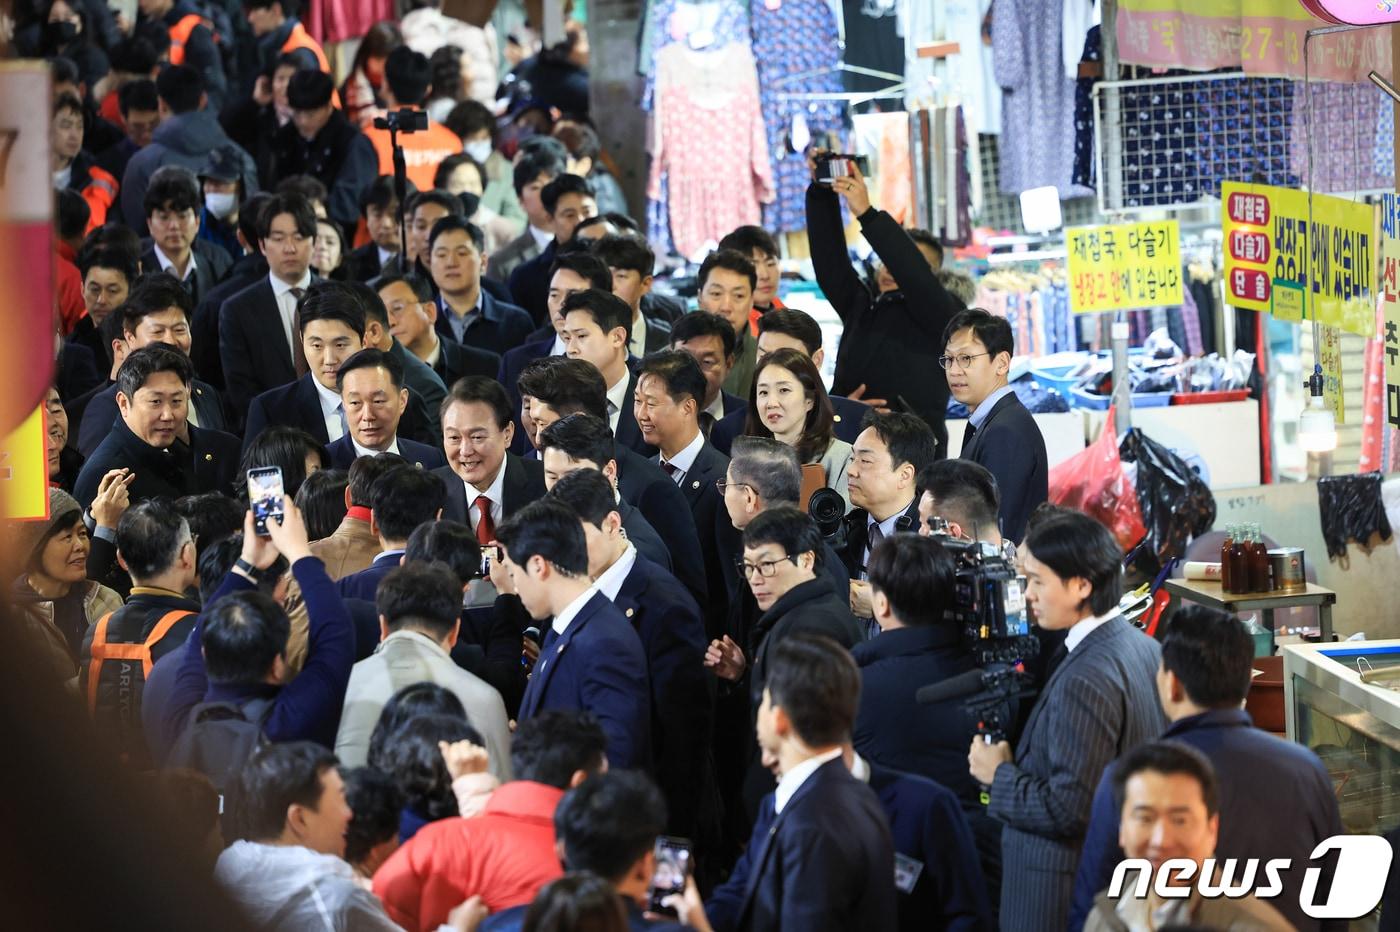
942, 308, 1047, 543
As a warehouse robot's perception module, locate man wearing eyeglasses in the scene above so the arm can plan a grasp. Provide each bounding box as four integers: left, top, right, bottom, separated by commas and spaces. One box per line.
943, 308, 1047, 543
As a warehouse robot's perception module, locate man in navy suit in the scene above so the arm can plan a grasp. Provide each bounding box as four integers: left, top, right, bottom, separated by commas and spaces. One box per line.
191, 191, 273, 391
325, 349, 446, 470
435, 376, 547, 536
635, 350, 732, 639
427, 216, 534, 357
945, 308, 1047, 543
378, 272, 500, 390
561, 289, 655, 457
550, 469, 713, 840
218, 192, 319, 428
499, 498, 651, 770
336, 464, 447, 601
508, 174, 598, 327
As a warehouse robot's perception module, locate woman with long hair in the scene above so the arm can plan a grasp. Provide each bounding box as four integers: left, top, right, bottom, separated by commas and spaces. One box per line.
340, 20, 403, 131
744, 348, 853, 512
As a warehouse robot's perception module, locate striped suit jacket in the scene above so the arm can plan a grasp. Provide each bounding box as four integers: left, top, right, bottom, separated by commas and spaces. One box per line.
989, 616, 1164, 932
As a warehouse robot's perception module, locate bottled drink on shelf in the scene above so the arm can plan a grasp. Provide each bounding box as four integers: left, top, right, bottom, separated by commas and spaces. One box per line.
1220, 525, 1235, 592
1247, 523, 1272, 593
1228, 528, 1250, 595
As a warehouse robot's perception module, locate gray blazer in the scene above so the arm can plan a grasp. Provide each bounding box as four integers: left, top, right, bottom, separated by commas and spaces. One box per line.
488, 229, 542, 283
989, 616, 1164, 931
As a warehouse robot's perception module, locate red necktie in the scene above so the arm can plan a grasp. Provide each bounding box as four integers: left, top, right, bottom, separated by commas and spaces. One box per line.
660, 462, 678, 478
290, 289, 308, 377
474, 494, 495, 545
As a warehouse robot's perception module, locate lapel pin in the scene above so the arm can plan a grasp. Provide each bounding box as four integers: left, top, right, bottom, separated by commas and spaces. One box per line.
204, 453, 213, 461
691, 480, 700, 490
625, 607, 635, 618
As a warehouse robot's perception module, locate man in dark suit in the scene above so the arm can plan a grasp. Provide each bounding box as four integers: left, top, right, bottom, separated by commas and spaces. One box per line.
945, 308, 1048, 543
336, 465, 446, 601
325, 349, 446, 470
427, 216, 534, 357
671, 311, 747, 448
354, 279, 448, 422
593, 234, 676, 357
435, 377, 547, 535
561, 289, 656, 457
191, 191, 274, 391
550, 469, 714, 840
501, 498, 651, 770
486, 146, 565, 282
218, 192, 319, 426
74, 346, 241, 509
967, 511, 1164, 931
690, 634, 895, 932
1069, 606, 1344, 932
507, 174, 598, 326
78, 274, 227, 457
138, 165, 233, 309
635, 350, 731, 639
379, 272, 499, 390
343, 175, 415, 283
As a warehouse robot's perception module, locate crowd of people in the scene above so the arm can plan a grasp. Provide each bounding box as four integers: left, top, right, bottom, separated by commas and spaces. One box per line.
18, 2, 1350, 929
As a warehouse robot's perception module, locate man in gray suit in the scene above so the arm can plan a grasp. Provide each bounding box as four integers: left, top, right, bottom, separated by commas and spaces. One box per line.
968, 510, 1164, 931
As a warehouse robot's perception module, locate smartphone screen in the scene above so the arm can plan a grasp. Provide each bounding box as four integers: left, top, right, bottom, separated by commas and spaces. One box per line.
247, 466, 286, 537
647, 836, 692, 916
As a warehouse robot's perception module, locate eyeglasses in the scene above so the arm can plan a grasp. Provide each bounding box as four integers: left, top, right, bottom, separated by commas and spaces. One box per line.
716, 479, 752, 494
736, 556, 799, 579
937, 352, 990, 371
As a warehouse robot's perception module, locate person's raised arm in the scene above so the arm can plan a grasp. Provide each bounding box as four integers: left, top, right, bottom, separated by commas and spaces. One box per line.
805, 155, 871, 324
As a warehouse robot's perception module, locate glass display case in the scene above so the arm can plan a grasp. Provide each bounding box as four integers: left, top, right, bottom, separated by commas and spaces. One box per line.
1284, 641, 1400, 836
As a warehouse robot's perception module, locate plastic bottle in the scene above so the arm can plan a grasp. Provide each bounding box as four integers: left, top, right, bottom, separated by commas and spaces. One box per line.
1219, 525, 1235, 592
1228, 528, 1250, 595
1248, 523, 1272, 593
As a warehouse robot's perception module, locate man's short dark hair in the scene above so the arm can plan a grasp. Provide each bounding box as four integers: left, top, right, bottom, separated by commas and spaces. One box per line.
555, 771, 667, 882
378, 270, 435, 304
174, 492, 245, 553
277, 174, 329, 209
347, 280, 390, 327
603, 212, 640, 233
512, 148, 566, 198
55, 188, 90, 242
539, 413, 614, 470
118, 78, 159, 117
518, 358, 608, 421
1161, 606, 1255, 709
864, 411, 939, 475
238, 425, 326, 500
293, 468, 347, 541
384, 46, 432, 107
155, 63, 204, 113
757, 309, 822, 356
907, 228, 944, 260
698, 248, 756, 291
374, 714, 482, 822
718, 225, 779, 260
115, 344, 192, 400
765, 634, 861, 747
197, 534, 288, 597
229, 742, 337, 843
359, 174, 416, 217
286, 68, 334, 110
548, 468, 618, 529
116, 498, 190, 581
917, 459, 1000, 536
79, 246, 138, 289
670, 310, 737, 358
342, 768, 404, 865
511, 710, 608, 788
257, 192, 318, 239
376, 562, 461, 640
550, 251, 611, 291
238, 192, 274, 251
347, 452, 406, 508
406, 189, 462, 223
121, 272, 195, 333
405, 520, 481, 588
443, 98, 495, 142
943, 307, 1015, 361
591, 234, 653, 277
201, 590, 291, 684
144, 165, 201, 218
561, 289, 630, 337
336, 347, 404, 391
729, 436, 801, 506
541, 174, 594, 216
297, 279, 367, 338
637, 349, 706, 408
369, 465, 447, 542
1024, 511, 1123, 616
441, 375, 512, 430
496, 497, 590, 577
867, 535, 955, 628
427, 214, 484, 253
742, 505, 823, 571
1111, 741, 1219, 818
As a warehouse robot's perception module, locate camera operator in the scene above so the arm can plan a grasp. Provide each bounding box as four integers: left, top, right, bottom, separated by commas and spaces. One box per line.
363, 47, 464, 192
966, 511, 1163, 931
805, 152, 959, 449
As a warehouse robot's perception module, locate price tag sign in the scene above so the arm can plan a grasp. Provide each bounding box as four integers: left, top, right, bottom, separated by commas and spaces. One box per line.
1066, 220, 1184, 313
1, 405, 49, 521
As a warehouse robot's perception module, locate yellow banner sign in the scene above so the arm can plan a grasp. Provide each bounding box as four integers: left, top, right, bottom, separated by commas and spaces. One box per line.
1066, 220, 1184, 313
1381, 194, 1400, 429
1222, 181, 1375, 337
1, 405, 48, 521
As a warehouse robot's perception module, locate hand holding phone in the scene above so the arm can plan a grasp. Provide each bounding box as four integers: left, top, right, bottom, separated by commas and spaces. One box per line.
247, 467, 286, 537
648, 836, 693, 916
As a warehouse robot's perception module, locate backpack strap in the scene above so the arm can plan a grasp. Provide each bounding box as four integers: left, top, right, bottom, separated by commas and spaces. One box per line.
85, 612, 116, 714
87, 610, 196, 713
141, 610, 196, 677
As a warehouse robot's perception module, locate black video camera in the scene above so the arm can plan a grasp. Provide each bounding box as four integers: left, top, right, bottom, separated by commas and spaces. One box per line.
808, 487, 848, 552
373, 107, 429, 134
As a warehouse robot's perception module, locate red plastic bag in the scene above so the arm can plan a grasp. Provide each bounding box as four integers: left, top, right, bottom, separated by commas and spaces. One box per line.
1048, 407, 1147, 551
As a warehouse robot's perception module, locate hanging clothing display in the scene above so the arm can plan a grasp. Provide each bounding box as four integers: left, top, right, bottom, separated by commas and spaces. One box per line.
751, 0, 847, 235
991, 0, 1093, 198
1289, 82, 1391, 194
1071, 26, 1101, 189
648, 42, 776, 257
936, 0, 1001, 134
975, 269, 1074, 358
841, 0, 904, 100
909, 106, 973, 246
852, 112, 913, 226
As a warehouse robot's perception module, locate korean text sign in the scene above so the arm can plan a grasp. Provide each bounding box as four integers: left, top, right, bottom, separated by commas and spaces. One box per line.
1066, 220, 1184, 313
1222, 181, 1375, 338
1380, 194, 1400, 428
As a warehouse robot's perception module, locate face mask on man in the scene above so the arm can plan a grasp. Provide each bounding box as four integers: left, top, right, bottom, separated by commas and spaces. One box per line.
44, 20, 78, 48
205, 191, 238, 219
464, 139, 493, 164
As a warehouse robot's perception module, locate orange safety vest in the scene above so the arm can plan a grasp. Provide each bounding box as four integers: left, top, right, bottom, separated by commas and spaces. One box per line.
281, 21, 330, 74
85, 609, 195, 714
168, 12, 213, 67
80, 163, 120, 235
367, 118, 464, 193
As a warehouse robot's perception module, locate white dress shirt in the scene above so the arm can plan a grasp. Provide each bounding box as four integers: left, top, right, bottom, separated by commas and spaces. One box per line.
154, 243, 198, 283
629, 311, 648, 359
270, 270, 313, 357
1065, 609, 1117, 652
605, 373, 630, 433
593, 542, 638, 601
551, 585, 599, 636
528, 225, 554, 251
549, 333, 566, 356
704, 392, 726, 421
774, 747, 844, 814
463, 459, 508, 530
377, 245, 395, 269
660, 430, 705, 485
313, 377, 346, 442
351, 435, 401, 459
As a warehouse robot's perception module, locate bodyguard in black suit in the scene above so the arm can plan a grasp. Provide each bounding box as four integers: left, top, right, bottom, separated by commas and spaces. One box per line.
191, 243, 268, 391
945, 308, 1048, 543
73, 346, 241, 509
139, 210, 234, 309
428, 216, 535, 356
559, 289, 658, 457
434, 377, 548, 532
507, 174, 600, 326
